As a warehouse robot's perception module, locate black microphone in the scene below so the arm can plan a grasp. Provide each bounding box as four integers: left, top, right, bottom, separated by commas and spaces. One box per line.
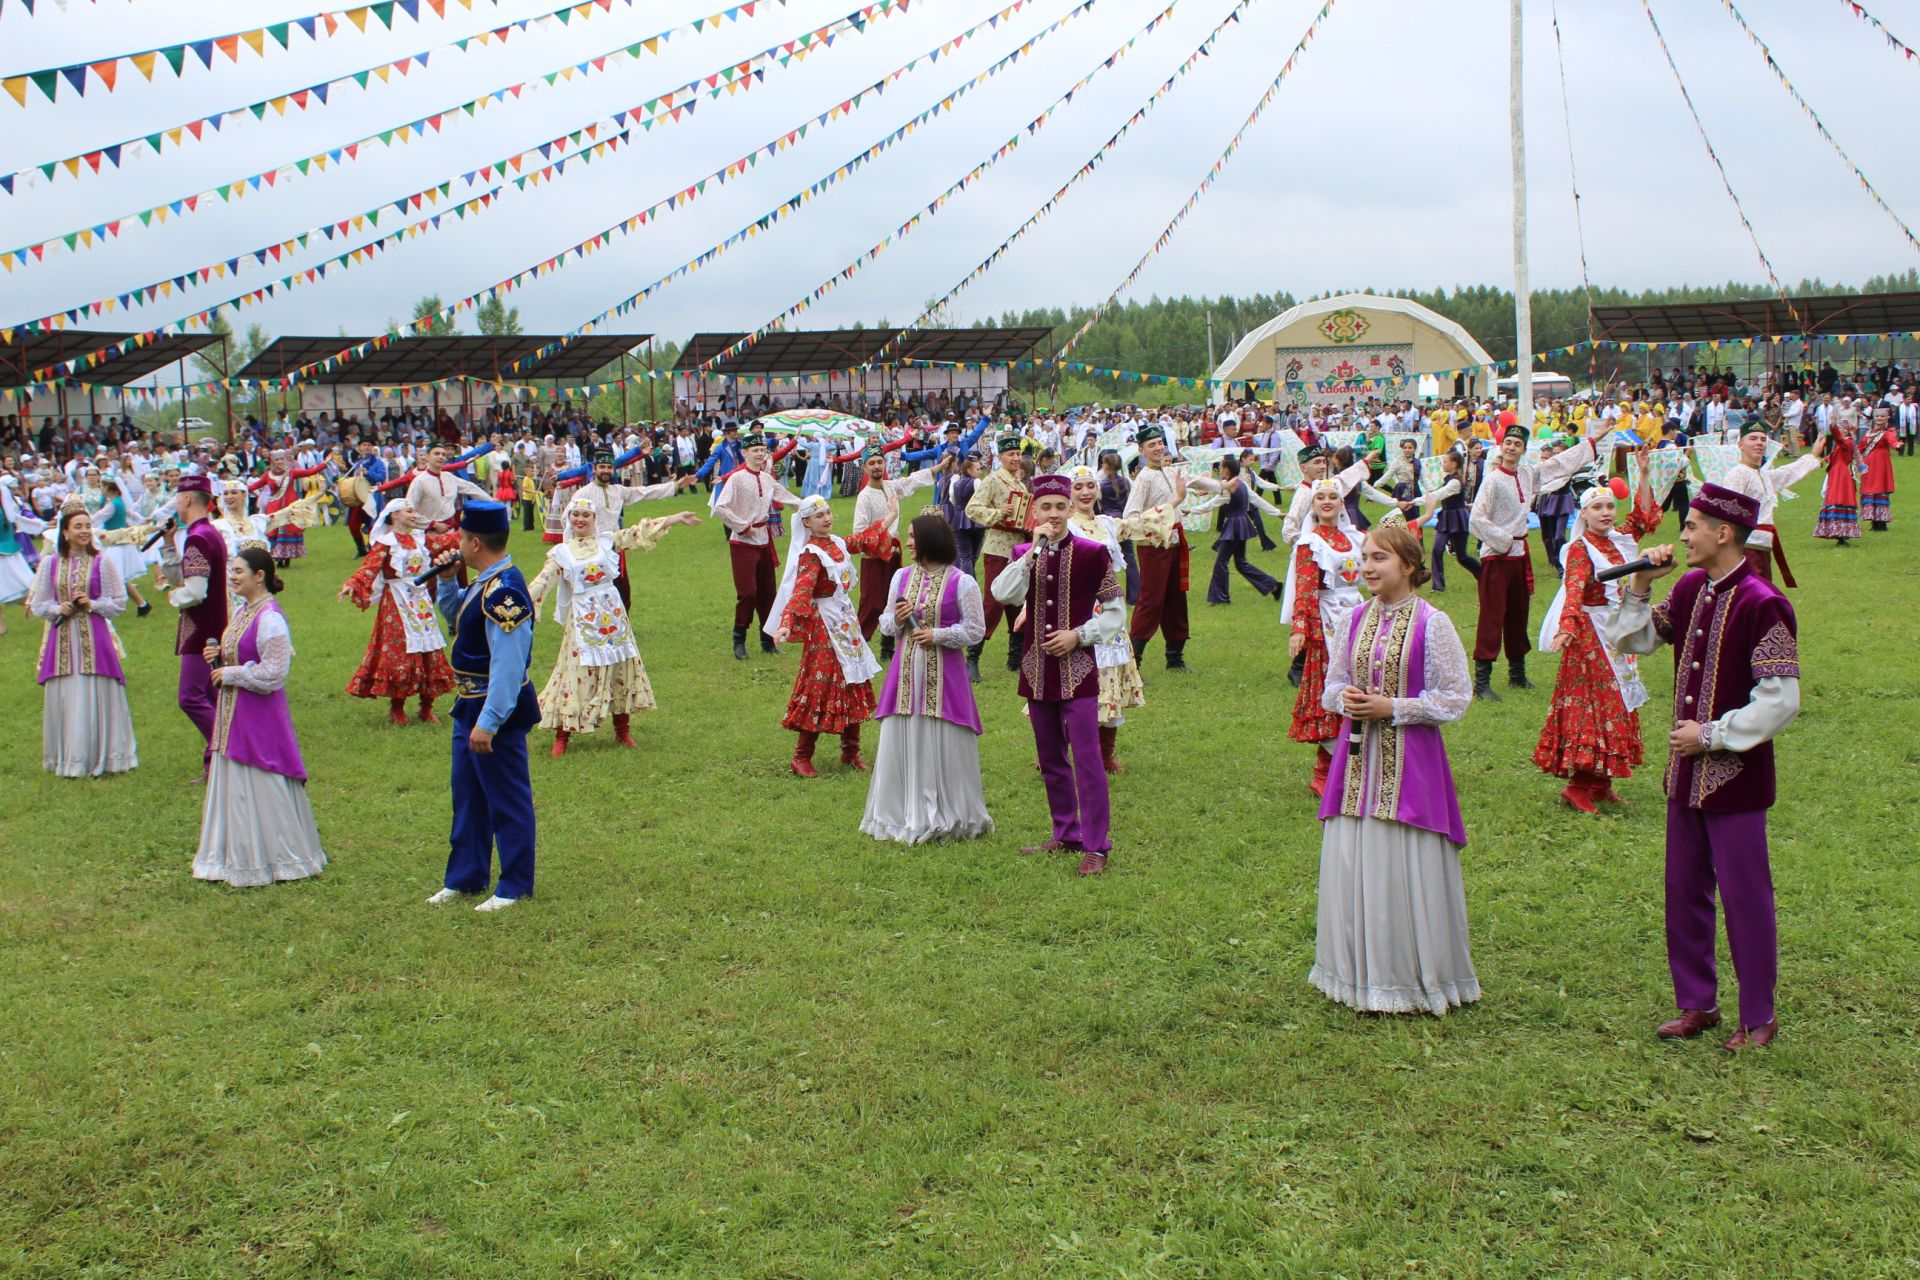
139, 514, 177, 552
412, 555, 461, 588
1594, 556, 1655, 584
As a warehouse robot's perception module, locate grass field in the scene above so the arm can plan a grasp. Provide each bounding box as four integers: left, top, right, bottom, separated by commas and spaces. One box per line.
4, 459, 1919, 1279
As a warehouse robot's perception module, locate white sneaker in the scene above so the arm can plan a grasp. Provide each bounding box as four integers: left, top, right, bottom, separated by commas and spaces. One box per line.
474, 895, 518, 913
425, 888, 462, 905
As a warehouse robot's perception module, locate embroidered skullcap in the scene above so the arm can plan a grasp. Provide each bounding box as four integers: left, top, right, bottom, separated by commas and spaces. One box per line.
794, 494, 831, 521
1135, 425, 1167, 447
739, 434, 768, 451
593, 448, 615, 466
997, 434, 1024, 453
1031, 474, 1073, 500
1577, 485, 1617, 511
861, 441, 885, 464
1690, 482, 1759, 530
176, 474, 214, 497
1310, 477, 1343, 496
1067, 464, 1098, 482
1504, 424, 1530, 445
1297, 444, 1326, 464
458, 499, 511, 536
568, 492, 596, 511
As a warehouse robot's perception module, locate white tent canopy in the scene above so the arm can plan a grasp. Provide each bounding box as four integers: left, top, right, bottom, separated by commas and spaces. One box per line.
1209, 293, 1495, 406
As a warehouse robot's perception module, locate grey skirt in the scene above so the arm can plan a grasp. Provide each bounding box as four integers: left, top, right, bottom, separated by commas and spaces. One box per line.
43, 675, 138, 778
193, 757, 327, 887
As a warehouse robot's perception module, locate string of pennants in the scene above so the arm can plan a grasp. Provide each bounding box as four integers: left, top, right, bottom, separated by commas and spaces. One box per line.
254, 0, 1115, 392
1054, 0, 1336, 361
5, 0, 992, 368
4, 0, 509, 109
1836, 0, 1920, 68
17, 331, 1920, 405
866, 0, 1321, 370
1716, 0, 1920, 256
690, 0, 1232, 378
0, 0, 845, 234
0, 0, 133, 14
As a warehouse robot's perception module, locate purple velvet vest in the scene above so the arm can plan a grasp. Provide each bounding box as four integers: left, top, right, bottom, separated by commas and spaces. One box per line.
37, 555, 124, 685
211, 600, 308, 781
1650, 562, 1797, 811
1012, 534, 1117, 703
875, 564, 983, 734
176, 516, 229, 656
1317, 597, 1468, 846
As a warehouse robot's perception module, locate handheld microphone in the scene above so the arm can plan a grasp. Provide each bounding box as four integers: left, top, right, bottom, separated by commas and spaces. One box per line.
412, 556, 461, 588
1594, 556, 1655, 584
139, 514, 177, 552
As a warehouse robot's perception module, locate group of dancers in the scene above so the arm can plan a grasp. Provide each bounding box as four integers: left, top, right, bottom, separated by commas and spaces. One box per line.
13, 402, 1836, 1050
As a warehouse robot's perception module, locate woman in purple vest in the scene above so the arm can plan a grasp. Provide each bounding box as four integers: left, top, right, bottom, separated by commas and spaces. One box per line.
31, 502, 138, 777
860, 512, 993, 845
193, 545, 327, 887
1310, 514, 1480, 1016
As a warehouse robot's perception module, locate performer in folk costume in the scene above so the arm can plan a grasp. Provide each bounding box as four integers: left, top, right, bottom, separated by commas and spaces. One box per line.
1289, 480, 1367, 798
1195, 455, 1283, 605
717, 435, 804, 661
991, 474, 1126, 876
247, 450, 327, 565
31, 502, 139, 778
1721, 426, 1824, 586
0, 474, 48, 635
194, 547, 327, 888
1604, 483, 1802, 1051
1813, 421, 1860, 545
1534, 451, 1662, 813
1534, 440, 1579, 575
1465, 420, 1601, 699
1424, 448, 1480, 593
1860, 408, 1898, 531
211, 481, 269, 558
1121, 426, 1223, 672
1310, 516, 1478, 1017
849, 443, 939, 657
860, 512, 994, 844
162, 475, 230, 769
566, 447, 700, 609
771, 495, 882, 778
85, 478, 152, 616
964, 434, 1035, 677
426, 500, 541, 913
406, 444, 492, 536
1067, 466, 1145, 774
337, 499, 460, 726
528, 492, 701, 756
1279, 445, 1366, 686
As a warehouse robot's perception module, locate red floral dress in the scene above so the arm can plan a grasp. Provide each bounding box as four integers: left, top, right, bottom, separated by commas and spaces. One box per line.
1288, 526, 1354, 745
341, 532, 460, 700
779, 538, 877, 734
1532, 499, 1659, 779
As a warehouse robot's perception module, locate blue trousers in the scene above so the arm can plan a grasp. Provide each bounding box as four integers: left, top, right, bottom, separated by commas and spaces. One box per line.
446, 708, 537, 899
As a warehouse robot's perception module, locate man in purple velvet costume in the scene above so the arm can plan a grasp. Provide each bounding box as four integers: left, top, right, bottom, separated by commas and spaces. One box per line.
163, 474, 230, 768
1605, 481, 1802, 1052
991, 474, 1125, 876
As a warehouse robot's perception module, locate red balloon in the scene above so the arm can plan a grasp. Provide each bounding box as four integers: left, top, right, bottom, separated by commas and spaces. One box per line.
1607, 476, 1630, 499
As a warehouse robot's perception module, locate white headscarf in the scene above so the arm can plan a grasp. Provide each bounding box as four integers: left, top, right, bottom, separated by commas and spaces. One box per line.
764, 495, 832, 639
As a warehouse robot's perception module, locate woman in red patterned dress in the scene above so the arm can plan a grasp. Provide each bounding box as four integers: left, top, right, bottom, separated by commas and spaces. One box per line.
336, 499, 459, 725
1859, 407, 1898, 531
770, 495, 882, 777
1288, 481, 1366, 798
1813, 416, 1860, 545
1533, 449, 1661, 812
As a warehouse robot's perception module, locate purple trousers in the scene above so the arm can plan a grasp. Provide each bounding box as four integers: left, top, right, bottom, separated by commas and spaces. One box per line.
1665, 801, 1777, 1028
177, 652, 216, 763
1027, 694, 1110, 853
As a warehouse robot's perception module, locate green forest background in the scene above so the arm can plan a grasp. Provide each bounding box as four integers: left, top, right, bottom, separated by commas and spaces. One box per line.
137, 269, 1920, 430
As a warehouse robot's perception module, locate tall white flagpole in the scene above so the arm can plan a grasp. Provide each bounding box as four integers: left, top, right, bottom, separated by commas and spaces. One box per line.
1510, 0, 1535, 427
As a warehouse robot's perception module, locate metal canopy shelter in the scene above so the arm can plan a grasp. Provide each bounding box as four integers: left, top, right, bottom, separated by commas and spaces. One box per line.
673, 326, 1052, 376
511, 335, 652, 383
237, 335, 548, 385
0, 329, 222, 386
1590, 292, 1920, 344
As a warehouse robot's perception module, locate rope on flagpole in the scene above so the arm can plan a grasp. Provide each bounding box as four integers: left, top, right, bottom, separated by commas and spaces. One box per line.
1640, 0, 1803, 333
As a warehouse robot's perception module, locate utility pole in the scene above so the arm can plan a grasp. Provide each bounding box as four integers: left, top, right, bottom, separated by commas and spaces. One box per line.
1510, 0, 1534, 426
1206, 309, 1216, 372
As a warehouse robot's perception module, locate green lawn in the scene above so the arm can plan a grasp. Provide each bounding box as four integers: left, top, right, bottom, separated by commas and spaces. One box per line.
4, 460, 1918, 1278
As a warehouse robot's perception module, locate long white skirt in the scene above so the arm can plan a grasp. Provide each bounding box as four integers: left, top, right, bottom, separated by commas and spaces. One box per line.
859, 714, 995, 846
1310, 815, 1480, 1016
0, 551, 32, 604
193, 757, 328, 887
43, 674, 139, 777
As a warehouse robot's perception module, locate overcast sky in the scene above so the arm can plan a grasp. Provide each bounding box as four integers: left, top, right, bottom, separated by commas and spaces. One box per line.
4, 0, 1917, 353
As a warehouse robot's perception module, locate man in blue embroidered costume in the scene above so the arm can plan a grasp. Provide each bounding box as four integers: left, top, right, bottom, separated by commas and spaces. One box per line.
1604, 482, 1801, 1051
426, 499, 541, 913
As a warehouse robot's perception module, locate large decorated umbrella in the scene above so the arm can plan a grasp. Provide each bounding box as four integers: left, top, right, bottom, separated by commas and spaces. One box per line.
752, 408, 878, 440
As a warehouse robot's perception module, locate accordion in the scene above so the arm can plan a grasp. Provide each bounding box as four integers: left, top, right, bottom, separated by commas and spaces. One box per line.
997, 487, 1031, 534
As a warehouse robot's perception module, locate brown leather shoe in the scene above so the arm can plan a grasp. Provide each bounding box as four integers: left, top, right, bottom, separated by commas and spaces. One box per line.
1020, 840, 1070, 856
1656, 1007, 1722, 1040
1075, 851, 1108, 876
1721, 1019, 1778, 1052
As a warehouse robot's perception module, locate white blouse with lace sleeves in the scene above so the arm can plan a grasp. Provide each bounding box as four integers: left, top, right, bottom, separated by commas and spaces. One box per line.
224, 608, 295, 695
27, 556, 64, 622
91, 555, 127, 619
1320, 607, 1358, 716
1318, 603, 1471, 727
933, 572, 986, 649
